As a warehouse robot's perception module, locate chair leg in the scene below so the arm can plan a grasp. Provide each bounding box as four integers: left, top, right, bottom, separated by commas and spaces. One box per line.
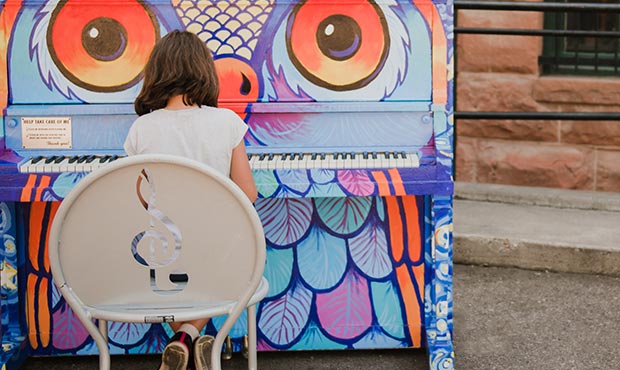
247, 305, 257, 370
99, 319, 108, 341
98, 320, 110, 370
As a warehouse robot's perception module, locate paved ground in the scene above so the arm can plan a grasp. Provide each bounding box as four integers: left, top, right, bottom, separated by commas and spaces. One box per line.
454, 182, 620, 277
20, 183, 620, 370
22, 264, 620, 370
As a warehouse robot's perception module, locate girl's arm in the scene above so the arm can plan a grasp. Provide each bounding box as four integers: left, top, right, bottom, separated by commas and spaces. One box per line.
230, 142, 258, 203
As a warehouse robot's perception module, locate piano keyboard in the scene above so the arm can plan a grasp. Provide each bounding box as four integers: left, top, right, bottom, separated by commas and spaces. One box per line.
18, 151, 419, 173
19, 155, 124, 173
248, 151, 419, 170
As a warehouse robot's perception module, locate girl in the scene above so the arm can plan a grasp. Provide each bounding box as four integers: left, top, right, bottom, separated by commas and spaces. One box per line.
124, 30, 258, 370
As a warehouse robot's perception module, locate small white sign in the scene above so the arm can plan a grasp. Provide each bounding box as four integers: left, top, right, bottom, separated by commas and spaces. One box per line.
21, 117, 72, 149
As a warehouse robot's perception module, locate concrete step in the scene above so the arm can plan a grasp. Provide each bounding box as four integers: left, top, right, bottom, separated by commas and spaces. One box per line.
453, 182, 620, 276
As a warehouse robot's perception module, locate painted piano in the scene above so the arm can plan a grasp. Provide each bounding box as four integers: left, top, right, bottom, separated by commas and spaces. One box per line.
0, 0, 454, 369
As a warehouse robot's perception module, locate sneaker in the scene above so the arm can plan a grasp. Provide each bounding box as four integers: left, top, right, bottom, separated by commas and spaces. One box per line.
159, 331, 193, 370
193, 335, 215, 370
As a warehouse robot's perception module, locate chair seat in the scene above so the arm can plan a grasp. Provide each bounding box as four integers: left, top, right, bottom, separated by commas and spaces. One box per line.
85, 277, 269, 323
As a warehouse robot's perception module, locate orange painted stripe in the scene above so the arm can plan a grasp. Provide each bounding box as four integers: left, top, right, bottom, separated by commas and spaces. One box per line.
411, 264, 425, 298
432, 9, 448, 104
21, 175, 37, 202
403, 196, 422, 263
27, 274, 39, 349
385, 196, 404, 263
371, 171, 391, 196
395, 264, 422, 347
388, 168, 405, 195
38, 278, 50, 347
28, 202, 46, 271
0, 0, 24, 111
44, 202, 61, 273
34, 175, 50, 201
412, 1, 447, 104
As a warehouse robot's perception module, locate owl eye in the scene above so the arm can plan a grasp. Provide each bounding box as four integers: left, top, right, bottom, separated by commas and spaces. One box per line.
286, 0, 389, 91
46, 0, 158, 92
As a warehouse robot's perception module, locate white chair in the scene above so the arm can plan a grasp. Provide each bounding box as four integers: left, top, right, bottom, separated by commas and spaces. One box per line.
48, 154, 268, 370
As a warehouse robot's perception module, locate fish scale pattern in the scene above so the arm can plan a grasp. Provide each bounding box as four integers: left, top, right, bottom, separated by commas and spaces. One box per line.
172, 0, 274, 58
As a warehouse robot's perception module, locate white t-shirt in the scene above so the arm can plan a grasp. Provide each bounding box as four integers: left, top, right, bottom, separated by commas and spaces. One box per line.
123, 106, 248, 176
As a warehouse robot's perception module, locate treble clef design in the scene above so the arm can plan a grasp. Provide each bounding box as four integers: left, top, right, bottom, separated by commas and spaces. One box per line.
131, 168, 188, 295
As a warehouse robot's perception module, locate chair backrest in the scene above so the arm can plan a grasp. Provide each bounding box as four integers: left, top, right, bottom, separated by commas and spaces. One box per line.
49, 154, 265, 309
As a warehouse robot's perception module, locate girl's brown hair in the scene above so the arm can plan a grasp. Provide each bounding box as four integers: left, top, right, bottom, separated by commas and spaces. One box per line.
134, 30, 219, 116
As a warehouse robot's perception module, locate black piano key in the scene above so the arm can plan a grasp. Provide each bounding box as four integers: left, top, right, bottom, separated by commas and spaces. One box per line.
31, 156, 44, 164
281, 153, 287, 160
371, 152, 378, 159
54, 156, 65, 163
109, 155, 120, 162
259, 153, 267, 160
77, 156, 89, 163
401, 151, 407, 158
45, 156, 58, 164
68, 155, 80, 163
320, 153, 326, 160
311, 153, 317, 160
268, 153, 274, 160
85, 155, 97, 163
99, 155, 112, 163
362, 151, 369, 159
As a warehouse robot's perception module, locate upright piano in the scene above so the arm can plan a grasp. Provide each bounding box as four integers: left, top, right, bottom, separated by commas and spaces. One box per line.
0, 0, 454, 369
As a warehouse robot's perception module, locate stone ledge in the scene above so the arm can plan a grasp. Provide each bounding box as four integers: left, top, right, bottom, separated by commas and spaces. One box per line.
454, 181, 620, 212
454, 235, 620, 277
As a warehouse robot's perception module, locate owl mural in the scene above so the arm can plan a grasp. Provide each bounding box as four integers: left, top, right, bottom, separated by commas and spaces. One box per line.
0, 0, 453, 368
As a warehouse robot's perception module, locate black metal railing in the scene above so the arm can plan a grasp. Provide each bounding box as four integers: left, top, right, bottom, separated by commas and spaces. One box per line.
454, 1, 620, 121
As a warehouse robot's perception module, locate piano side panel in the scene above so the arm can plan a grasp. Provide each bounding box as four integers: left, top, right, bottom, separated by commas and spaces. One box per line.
18, 196, 428, 355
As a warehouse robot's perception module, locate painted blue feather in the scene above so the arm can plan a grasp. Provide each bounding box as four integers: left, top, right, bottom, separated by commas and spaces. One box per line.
370, 281, 406, 339
350, 221, 391, 279
263, 246, 294, 298
297, 225, 348, 290
315, 197, 372, 236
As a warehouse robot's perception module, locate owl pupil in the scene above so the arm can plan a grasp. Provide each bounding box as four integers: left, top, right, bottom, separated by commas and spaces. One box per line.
316, 15, 361, 61
81, 18, 127, 62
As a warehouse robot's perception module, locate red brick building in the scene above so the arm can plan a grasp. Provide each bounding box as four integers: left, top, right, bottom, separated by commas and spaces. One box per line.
455, 2, 620, 192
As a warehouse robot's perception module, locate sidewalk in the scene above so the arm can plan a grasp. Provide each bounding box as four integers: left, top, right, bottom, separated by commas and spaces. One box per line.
454, 182, 620, 276
21, 182, 620, 369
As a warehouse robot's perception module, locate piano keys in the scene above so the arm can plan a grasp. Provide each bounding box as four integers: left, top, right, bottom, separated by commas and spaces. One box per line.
17, 151, 419, 173
19, 154, 123, 173
248, 151, 419, 170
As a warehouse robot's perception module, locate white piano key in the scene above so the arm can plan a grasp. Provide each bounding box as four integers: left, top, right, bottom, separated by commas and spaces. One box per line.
268, 155, 281, 170
343, 153, 353, 169
289, 154, 300, 169
301, 154, 312, 169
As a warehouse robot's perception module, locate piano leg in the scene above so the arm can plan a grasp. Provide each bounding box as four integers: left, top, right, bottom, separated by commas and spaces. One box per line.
425, 194, 455, 369
0, 202, 29, 370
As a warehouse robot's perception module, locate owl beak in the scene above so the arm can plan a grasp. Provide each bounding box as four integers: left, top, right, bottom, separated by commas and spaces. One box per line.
215, 57, 259, 120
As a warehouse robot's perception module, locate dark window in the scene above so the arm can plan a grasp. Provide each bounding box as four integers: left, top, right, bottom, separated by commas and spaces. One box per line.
540, 0, 620, 75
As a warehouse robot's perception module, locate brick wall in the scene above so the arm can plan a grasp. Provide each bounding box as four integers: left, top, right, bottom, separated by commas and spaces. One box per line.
455, 5, 620, 192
